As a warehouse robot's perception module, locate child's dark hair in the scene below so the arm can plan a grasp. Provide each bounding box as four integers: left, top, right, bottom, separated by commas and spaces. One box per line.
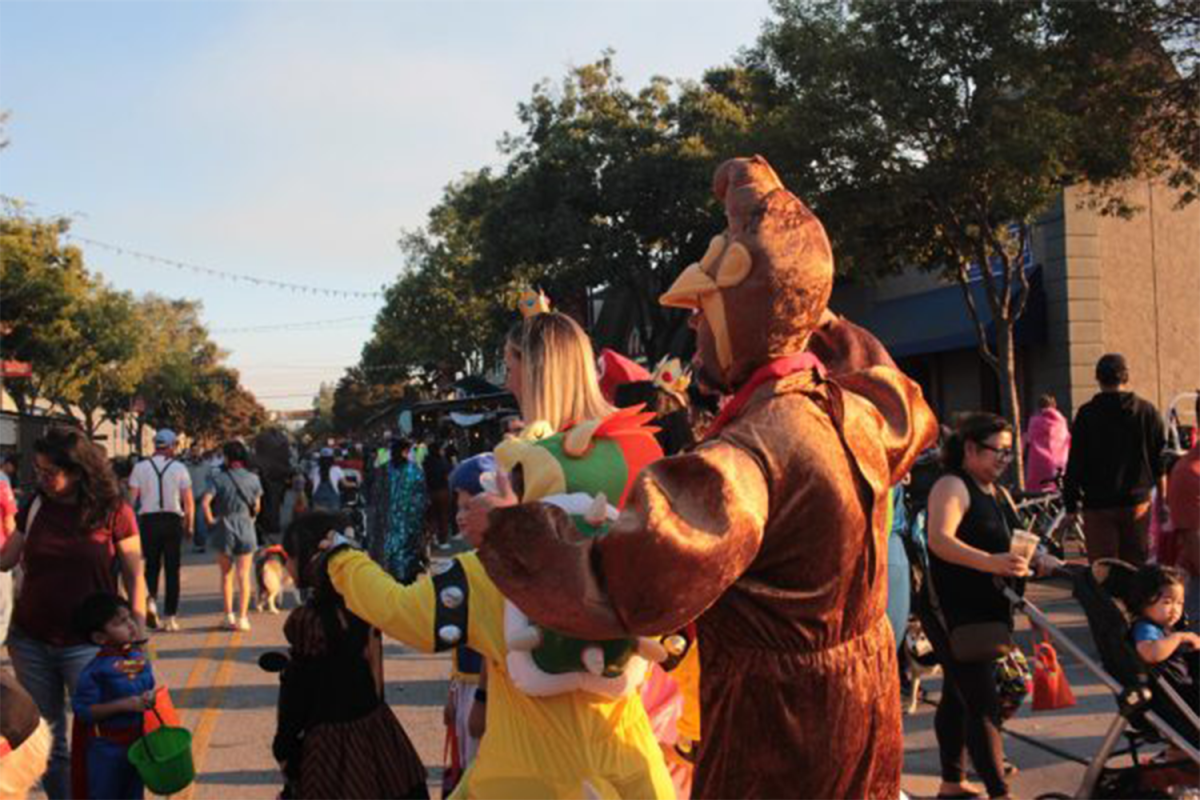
222, 440, 250, 468
283, 510, 350, 596
73, 593, 130, 641
1128, 564, 1187, 618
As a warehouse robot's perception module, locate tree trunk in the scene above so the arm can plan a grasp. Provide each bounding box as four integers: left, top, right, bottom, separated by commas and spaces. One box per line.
134, 415, 146, 458
995, 317, 1025, 490
82, 408, 98, 440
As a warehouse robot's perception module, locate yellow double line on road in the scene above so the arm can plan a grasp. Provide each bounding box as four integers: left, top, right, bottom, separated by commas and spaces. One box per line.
179, 631, 243, 800
152, 627, 244, 800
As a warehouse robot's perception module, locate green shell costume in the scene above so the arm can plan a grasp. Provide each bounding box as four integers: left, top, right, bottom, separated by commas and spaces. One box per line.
495, 407, 668, 696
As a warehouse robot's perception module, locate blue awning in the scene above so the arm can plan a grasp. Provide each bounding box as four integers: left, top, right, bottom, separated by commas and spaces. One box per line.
862, 267, 1046, 359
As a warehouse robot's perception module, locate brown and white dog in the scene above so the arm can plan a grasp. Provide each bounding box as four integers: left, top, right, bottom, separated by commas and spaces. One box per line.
255, 545, 300, 614
902, 619, 942, 714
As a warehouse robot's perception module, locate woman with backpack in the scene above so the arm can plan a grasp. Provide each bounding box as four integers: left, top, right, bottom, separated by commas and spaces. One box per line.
202, 441, 262, 632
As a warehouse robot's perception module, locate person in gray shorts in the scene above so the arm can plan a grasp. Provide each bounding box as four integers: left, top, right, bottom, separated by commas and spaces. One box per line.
202, 440, 262, 632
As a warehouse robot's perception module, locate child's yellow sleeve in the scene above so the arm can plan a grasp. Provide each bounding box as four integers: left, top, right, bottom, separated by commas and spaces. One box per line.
327, 549, 505, 660
328, 550, 437, 651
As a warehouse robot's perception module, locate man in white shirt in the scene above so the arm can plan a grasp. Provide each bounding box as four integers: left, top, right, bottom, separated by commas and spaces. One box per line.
129, 429, 194, 631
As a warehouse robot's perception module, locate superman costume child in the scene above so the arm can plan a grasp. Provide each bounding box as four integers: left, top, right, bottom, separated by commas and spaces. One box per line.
71, 644, 178, 799
71, 594, 180, 800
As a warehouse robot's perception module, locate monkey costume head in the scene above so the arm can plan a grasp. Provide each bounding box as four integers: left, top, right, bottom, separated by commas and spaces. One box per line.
661, 156, 833, 392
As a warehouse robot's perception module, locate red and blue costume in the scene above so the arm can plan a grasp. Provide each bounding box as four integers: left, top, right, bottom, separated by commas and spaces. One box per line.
70, 645, 177, 800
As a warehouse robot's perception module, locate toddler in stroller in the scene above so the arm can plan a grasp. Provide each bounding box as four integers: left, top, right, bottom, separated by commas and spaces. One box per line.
1127, 565, 1200, 757
1005, 560, 1199, 798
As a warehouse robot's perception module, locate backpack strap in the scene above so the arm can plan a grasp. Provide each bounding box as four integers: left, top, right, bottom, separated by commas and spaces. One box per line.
11, 495, 44, 575
21, 496, 43, 544
227, 471, 258, 519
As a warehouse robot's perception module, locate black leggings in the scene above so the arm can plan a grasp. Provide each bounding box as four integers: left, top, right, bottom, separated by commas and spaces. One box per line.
141, 513, 184, 616
920, 607, 1010, 798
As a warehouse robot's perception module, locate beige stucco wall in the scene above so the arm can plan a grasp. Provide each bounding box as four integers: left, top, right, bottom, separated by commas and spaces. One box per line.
1091, 178, 1200, 418
0, 386, 154, 458
805, 179, 1198, 429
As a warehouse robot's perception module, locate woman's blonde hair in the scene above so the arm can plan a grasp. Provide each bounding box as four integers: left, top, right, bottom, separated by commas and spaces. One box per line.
507, 312, 614, 435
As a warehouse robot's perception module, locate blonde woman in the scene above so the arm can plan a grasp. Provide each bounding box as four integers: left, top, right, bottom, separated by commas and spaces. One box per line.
322, 311, 674, 799
504, 312, 615, 438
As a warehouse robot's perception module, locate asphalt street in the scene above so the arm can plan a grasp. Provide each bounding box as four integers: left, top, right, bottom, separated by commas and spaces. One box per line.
9, 546, 1168, 799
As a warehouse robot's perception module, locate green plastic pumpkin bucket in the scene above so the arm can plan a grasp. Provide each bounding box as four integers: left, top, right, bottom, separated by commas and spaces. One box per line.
127, 720, 195, 795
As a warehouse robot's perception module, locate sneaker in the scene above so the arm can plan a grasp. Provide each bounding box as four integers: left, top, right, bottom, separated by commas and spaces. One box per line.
222, 613, 238, 631
236, 616, 251, 632
146, 599, 159, 630
163, 616, 181, 632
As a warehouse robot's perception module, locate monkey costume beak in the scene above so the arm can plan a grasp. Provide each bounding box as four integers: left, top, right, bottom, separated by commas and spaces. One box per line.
659, 264, 716, 309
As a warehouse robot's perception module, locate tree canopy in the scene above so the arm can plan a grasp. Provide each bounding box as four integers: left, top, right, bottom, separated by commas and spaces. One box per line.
353, 2, 1197, 477
361, 55, 763, 384
739, 0, 1197, 482
1, 209, 267, 448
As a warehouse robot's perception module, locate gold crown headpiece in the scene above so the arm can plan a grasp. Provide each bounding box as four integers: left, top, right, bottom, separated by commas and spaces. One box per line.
651, 356, 691, 405
517, 288, 552, 319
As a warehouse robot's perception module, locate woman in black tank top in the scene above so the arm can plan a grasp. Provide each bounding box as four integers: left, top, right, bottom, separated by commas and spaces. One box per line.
923, 413, 1059, 800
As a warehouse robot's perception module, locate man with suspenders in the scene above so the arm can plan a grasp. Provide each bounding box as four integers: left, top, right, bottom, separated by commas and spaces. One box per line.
128, 430, 194, 631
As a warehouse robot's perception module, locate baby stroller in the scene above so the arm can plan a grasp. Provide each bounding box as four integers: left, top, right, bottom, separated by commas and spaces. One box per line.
1001, 561, 1199, 799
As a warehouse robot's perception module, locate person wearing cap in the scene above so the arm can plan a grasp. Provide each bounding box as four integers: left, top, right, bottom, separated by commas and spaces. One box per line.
128, 430, 194, 632
470, 157, 937, 798
1064, 354, 1168, 565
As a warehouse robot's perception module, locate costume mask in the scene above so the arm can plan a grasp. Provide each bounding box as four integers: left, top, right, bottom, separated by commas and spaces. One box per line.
661, 156, 834, 388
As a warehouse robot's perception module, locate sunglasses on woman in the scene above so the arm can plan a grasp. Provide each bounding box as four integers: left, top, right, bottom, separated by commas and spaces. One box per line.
34, 464, 66, 479
977, 442, 1014, 460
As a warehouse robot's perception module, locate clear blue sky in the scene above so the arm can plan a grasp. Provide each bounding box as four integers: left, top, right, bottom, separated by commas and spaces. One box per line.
0, 0, 772, 410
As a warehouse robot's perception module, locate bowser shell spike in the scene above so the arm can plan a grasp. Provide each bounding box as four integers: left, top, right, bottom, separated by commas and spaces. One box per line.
585, 493, 609, 527
508, 625, 544, 652
636, 637, 668, 664
581, 646, 606, 677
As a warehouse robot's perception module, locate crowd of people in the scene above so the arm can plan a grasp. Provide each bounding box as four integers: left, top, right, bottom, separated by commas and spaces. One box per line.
0, 156, 1196, 800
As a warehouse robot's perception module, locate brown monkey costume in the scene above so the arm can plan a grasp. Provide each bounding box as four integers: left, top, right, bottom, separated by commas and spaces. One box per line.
480, 156, 938, 798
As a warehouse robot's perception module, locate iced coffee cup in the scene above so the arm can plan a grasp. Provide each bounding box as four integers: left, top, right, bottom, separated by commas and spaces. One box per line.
1010, 529, 1040, 573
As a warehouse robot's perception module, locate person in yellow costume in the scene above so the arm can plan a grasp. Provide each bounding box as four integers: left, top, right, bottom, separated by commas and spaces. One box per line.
321, 311, 674, 799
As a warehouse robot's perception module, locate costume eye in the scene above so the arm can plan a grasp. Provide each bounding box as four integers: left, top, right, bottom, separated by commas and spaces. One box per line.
714, 241, 753, 287
698, 235, 726, 276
